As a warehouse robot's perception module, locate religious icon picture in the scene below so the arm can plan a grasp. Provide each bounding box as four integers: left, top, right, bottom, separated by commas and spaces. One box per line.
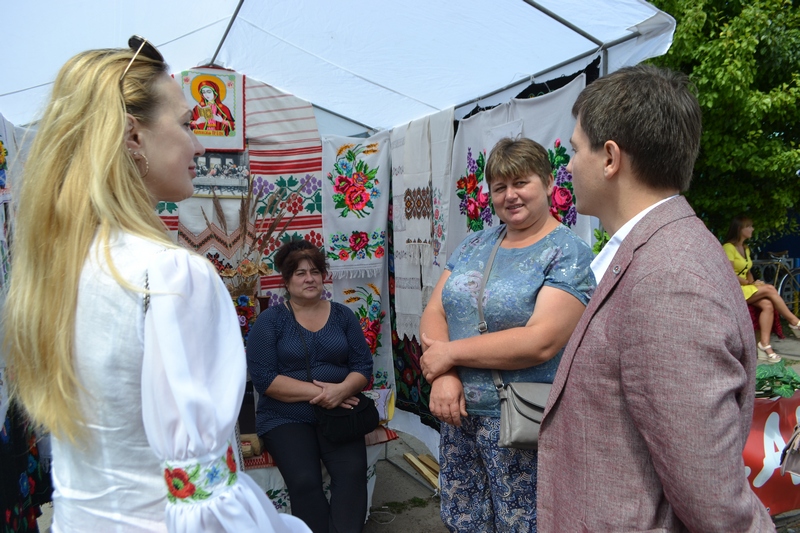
180, 68, 245, 151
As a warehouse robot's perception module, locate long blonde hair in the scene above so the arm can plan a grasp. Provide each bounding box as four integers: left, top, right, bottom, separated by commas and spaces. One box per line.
4, 48, 177, 442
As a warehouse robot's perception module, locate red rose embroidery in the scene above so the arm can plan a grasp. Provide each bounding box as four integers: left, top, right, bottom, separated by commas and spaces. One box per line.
369, 320, 381, 335
165, 468, 196, 499
551, 186, 573, 212
476, 189, 489, 208
344, 186, 370, 211
349, 231, 370, 252
466, 197, 482, 219
465, 174, 478, 194
333, 176, 352, 194
226, 445, 237, 473
364, 330, 378, 353
375, 246, 385, 258
338, 250, 349, 261
236, 306, 254, 321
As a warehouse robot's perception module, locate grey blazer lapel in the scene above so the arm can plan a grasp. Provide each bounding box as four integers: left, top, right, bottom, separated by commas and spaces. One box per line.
544, 196, 697, 415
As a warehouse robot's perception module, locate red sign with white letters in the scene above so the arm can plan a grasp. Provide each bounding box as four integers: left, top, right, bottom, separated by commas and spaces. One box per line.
744, 392, 800, 516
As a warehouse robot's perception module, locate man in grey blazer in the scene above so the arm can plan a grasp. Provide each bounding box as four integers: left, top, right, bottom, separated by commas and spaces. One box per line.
537, 65, 775, 532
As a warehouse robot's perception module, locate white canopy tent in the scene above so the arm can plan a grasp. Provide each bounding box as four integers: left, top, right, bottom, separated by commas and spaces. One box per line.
1, 0, 674, 133
0, 0, 677, 465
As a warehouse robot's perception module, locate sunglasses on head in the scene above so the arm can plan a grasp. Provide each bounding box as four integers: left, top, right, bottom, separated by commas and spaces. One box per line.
119, 35, 164, 82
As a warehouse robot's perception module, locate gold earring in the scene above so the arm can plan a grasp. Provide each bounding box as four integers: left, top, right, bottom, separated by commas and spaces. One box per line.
128, 149, 150, 179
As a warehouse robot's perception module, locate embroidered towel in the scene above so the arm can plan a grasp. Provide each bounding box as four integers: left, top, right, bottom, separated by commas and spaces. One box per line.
423, 107, 454, 306
245, 79, 325, 301
391, 125, 420, 340
446, 103, 510, 261
333, 267, 396, 404
172, 78, 325, 303
322, 131, 390, 279
402, 115, 432, 264
446, 75, 589, 261
510, 75, 592, 244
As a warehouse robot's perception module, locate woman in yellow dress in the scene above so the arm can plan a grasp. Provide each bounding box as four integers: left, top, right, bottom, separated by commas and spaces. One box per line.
723, 215, 800, 363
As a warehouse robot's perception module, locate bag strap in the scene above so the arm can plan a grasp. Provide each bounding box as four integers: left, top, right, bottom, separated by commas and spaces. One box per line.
287, 302, 313, 383
474, 226, 508, 391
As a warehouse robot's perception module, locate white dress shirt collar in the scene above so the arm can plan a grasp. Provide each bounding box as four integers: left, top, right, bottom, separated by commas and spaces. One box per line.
590, 195, 678, 283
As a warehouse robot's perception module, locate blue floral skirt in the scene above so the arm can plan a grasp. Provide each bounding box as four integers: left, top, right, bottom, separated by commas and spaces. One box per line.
439, 415, 537, 532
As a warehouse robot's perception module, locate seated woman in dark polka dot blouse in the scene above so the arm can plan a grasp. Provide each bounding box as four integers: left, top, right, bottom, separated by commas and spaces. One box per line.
246, 239, 373, 533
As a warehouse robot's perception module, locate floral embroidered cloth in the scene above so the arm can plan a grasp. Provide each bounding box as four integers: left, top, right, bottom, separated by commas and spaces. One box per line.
163, 443, 239, 503
159, 77, 326, 310
322, 132, 390, 279
422, 108, 454, 306
446, 75, 589, 263
402, 115, 433, 263
390, 123, 422, 341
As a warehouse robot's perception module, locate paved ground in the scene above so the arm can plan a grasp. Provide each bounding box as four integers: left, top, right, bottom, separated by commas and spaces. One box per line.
363, 433, 446, 532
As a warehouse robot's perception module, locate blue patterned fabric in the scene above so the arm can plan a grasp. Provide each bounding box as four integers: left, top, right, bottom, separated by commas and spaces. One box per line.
246, 301, 373, 435
443, 223, 595, 416
439, 416, 537, 532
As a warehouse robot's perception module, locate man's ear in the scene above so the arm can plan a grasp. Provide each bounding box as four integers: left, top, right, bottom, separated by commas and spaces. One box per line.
602, 140, 622, 180
124, 114, 143, 153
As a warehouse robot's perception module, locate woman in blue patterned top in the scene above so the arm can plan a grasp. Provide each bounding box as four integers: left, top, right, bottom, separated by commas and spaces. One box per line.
420, 137, 595, 532
246, 239, 373, 533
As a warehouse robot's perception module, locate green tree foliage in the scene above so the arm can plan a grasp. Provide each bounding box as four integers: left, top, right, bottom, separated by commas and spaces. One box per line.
648, 0, 800, 243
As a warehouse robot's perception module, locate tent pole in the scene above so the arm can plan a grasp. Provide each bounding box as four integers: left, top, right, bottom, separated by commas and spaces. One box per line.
453, 26, 646, 111
519, 0, 603, 47
312, 104, 377, 134
209, 0, 245, 67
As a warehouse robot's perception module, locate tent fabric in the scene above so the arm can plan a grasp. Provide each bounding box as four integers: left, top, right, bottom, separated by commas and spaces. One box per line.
2, 0, 674, 130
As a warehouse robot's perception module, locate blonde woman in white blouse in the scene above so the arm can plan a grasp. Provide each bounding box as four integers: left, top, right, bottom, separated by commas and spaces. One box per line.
3, 39, 309, 533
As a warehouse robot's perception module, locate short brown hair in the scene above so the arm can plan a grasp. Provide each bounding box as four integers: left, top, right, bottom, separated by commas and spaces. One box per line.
572, 64, 701, 192
273, 239, 327, 285
485, 137, 552, 188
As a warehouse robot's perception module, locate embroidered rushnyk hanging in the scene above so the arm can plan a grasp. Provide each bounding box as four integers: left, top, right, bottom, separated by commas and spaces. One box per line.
321, 132, 390, 280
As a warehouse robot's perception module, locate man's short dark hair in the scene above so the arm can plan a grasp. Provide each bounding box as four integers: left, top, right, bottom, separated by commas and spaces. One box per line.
572, 64, 702, 192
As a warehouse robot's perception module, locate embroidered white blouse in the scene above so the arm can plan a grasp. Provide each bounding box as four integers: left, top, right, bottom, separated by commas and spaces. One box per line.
51, 232, 309, 533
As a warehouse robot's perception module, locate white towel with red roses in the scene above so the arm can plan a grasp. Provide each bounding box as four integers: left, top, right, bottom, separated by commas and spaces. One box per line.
321, 131, 391, 279
446, 74, 588, 261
